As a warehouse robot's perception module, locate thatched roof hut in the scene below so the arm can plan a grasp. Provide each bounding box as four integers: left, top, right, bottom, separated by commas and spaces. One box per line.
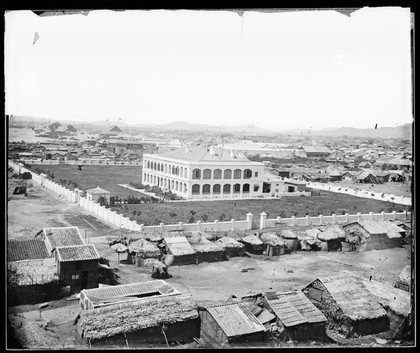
162, 236, 196, 266
127, 239, 161, 265
279, 229, 298, 239
187, 233, 224, 263
302, 275, 389, 337
316, 228, 343, 252
77, 293, 199, 345
260, 232, 284, 246
216, 237, 245, 259
240, 233, 264, 254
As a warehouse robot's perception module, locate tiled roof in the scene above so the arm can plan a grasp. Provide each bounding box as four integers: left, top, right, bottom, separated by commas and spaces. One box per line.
43, 227, 85, 251
8, 238, 51, 262
55, 244, 100, 262
148, 145, 252, 163
163, 236, 195, 256
206, 302, 266, 337
265, 291, 327, 327
82, 280, 177, 302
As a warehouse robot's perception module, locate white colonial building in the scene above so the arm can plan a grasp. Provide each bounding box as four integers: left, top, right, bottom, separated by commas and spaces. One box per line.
142, 145, 268, 200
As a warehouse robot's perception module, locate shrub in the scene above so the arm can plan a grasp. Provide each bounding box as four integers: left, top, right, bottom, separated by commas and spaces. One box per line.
21, 172, 32, 180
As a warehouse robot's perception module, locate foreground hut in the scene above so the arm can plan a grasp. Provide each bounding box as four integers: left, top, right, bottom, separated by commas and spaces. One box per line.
127, 239, 161, 266
260, 232, 286, 256
216, 237, 245, 258
302, 275, 389, 337
79, 280, 179, 310
363, 278, 411, 338
394, 265, 411, 292
187, 233, 224, 264
162, 236, 196, 266
240, 233, 264, 254
263, 291, 328, 342
77, 293, 199, 346
279, 229, 299, 251
198, 302, 266, 347
316, 227, 342, 251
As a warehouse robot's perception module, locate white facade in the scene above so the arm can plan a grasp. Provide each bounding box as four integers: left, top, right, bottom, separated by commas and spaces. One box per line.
142, 146, 267, 200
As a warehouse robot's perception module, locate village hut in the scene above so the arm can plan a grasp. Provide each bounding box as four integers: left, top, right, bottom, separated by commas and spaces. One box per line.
127, 239, 161, 266
79, 280, 179, 310
162, 236, 196, 266
259, 232, 286, 256
302, 275, 389, 337
299, 229, 322, 251
394, 265, 411, 292
240, 233, 264, 254
279, 229, 299, 251
216, 237, 245, 258
77, 293, 199, 346
187, 233, 224, 264
198, 302, 266, 347
363, 278, 411, 338
316, 228, 342, 252
262, 291, 328, 342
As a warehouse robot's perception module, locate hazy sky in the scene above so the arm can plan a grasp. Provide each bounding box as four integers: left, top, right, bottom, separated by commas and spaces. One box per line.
5, 8, 413, 130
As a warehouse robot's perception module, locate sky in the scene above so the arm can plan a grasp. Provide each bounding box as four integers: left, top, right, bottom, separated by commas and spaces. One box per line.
5, 8, 413, 131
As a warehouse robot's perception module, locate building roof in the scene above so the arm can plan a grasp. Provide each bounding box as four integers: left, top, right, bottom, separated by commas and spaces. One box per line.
302, 146, 331, 154
375, 221, 405, 238
8, 238, 51, 262
241, 233, 263, 245
85, 186, 111, 194
55, 244, 100, 262
42, 226, 85, 251
81, 280, 178, 304
216, 237, 245, 249
149, 145, 256, 164
356, 171, 375, 180
205, 302, 266, 338
362, 279, 411, 317
163, 236, 196, 256
187, 233, 224, 253
265, 291, 327, 327
359, 220, 388, 235
79, 293, 198, 342
314, 275, 387, 321
128, 239, 160, 254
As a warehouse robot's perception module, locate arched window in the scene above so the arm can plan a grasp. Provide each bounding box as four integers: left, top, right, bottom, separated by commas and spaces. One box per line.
192, 184, 200, 195
180, 167, 184, 177
171, 180, 174, 189
223, 184, 231, 194
183, 183, 187, 193
224, 169, 232, 179
202, 184, 211, 194
233, 183, 241, 193
184, 168, 188, 178
147, 161, 150, 169
175, 181, 179, 190
193, 169, 201, 179
243, 183, 250, 193
234, 169, 242, 179
203, 169, 212, 179
213, 169, 222, 179
213, 184, 221, 194
153, 162, 157, 170
243, 169, 252, 179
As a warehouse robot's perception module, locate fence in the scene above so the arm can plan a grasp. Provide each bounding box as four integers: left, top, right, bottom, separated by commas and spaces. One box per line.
307, 181, 412, 206
8, 161, 411, 235
17, 158, 143, 166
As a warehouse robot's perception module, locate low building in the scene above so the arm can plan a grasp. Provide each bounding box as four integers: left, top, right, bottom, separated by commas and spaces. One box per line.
85, 186, 111, 203
356, 171, 377, 184
127, 239, 161, 266
187, 233, 224, 264
263, 291, 328, 342
7, 238, 51, 262
162, 236, 196, 266
198, 302, 266, 347
79, 280, 180, 310
240, 233, 264, 254
77, 292, 199, 346
55, 244, 100, 294
39, 226, 85, 254
341, 171, 361, 182
302, 275, 389, 337
216, 237, 245, 258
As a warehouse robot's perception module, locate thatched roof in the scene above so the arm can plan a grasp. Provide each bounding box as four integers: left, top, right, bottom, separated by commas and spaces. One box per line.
317, 228, 340, 241
216, 237, 245, 249
163, 236, 195, 256
260, 232, 284, 246
79, 293, 198, 341
363, 279, 411, 317
241, 233, 263, 246
128, 239, 160, 255
398, 265, 411, 284
110, 243, 128, 253
8, 258, 58, 286
315, 275, 387, 322
279, 229, 298, 239
305, 228, 321, 239
187, 233, 224, 253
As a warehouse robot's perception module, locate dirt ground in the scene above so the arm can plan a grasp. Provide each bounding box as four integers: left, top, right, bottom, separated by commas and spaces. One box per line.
331, 180, 412, 198
7, 180, 413, 349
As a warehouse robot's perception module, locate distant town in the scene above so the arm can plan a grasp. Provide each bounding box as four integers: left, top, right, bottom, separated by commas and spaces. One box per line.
7, 115, 413, 349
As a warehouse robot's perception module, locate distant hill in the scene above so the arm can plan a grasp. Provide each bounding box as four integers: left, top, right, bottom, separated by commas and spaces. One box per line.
308, 124, 413, 139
